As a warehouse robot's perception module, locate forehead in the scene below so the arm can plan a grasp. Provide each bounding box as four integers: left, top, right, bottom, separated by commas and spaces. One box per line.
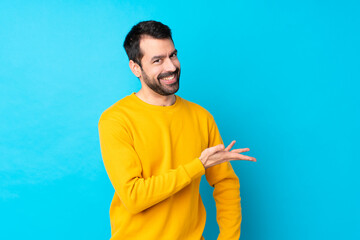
139, 36, 175, 59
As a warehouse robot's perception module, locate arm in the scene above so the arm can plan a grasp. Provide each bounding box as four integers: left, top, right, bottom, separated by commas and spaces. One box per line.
98, 119, 205, 215
204, 115, 243, 240
206, 163, 242, 240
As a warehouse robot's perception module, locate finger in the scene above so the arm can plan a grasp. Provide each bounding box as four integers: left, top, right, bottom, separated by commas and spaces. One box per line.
236, 154, 256, 162
208, 144, 225, 155
230, 148, 250, 154
225, 140, 236, 151
227, 152, 257, 162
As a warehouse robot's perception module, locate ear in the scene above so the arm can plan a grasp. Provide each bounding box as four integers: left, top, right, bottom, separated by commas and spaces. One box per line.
129, 60, 142, 78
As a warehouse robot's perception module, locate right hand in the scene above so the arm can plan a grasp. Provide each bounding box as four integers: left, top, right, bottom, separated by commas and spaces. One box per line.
199, 140, 256, 169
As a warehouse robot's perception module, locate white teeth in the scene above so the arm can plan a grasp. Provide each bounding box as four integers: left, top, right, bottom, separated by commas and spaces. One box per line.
161, 74, 175, 81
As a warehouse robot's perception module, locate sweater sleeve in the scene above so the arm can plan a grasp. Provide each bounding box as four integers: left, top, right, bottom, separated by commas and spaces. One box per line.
205, 115, 242, 240
98, 118, 205, 215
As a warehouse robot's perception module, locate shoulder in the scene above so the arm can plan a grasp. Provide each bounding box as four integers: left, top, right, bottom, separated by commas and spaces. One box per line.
179, 97, 215, 121
98, 94, 135, 124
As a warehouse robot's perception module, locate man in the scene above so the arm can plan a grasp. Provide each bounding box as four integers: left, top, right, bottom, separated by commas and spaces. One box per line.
98, 20, 256, 240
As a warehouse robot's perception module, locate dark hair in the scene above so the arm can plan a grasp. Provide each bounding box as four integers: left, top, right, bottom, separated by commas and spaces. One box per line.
123, 20, 173, 66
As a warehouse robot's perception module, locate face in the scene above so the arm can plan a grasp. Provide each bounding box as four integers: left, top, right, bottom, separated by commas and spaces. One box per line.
138, 36, 181, 96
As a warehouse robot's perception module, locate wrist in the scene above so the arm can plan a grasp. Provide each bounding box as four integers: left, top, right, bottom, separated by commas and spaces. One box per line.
198, 156, 207, 169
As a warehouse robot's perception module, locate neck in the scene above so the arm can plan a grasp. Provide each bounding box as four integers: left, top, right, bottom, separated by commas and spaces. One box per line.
135, 88, 176, 106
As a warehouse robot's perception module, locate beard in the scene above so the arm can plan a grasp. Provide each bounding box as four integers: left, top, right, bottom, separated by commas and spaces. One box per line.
141, 68, 180, 96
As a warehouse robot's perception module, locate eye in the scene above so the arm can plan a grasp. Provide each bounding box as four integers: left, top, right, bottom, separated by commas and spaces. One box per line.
170, 52, 177, 58
153, 59, 161, 64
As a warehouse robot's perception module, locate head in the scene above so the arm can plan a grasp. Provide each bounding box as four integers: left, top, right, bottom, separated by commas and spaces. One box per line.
123, 20, 180, 96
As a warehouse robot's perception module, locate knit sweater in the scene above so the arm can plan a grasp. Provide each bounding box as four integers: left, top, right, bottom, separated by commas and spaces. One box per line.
98, 93, 241, 240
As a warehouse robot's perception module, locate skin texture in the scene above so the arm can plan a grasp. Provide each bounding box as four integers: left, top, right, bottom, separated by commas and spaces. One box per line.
199, 140, 256, 169
129, 35, 180, 106
129, 35, 256, 168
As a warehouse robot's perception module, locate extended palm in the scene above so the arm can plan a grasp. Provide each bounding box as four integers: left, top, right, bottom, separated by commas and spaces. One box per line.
199, 140, 256, 169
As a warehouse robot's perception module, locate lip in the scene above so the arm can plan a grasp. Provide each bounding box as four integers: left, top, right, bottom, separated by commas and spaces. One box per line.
160, 74, 177, 84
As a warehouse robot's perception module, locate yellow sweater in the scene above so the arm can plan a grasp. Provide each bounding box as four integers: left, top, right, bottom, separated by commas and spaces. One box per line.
98, 93, 241, 240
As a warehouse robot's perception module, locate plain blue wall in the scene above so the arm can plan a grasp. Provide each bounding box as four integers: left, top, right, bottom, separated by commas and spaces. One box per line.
1, 0, 359, 239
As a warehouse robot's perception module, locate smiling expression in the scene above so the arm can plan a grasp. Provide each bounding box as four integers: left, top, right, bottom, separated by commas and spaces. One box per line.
138, 36, 181, 96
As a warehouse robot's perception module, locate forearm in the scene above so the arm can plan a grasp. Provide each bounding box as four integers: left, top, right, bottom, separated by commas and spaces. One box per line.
110, 158, 205, 214
206, 162, 241, 240
214, 177, 241, 240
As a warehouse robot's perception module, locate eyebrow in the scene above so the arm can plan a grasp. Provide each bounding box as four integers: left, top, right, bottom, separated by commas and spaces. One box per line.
151, 49, 177, 62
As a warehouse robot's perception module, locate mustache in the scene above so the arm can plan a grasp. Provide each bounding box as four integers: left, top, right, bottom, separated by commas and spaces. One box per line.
158, 68, 180, 79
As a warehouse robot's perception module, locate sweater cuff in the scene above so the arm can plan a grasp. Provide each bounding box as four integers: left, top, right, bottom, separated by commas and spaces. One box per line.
183, 158, 205, 181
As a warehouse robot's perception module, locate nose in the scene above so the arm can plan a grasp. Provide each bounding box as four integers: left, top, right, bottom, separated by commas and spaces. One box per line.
163, 58, 177, 72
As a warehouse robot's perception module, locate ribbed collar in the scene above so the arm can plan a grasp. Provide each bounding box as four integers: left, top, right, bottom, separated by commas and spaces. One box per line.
129, 92, 182, 111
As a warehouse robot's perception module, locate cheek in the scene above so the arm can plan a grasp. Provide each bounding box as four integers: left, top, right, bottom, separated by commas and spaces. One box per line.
154, 69, 163, 79
144, 66, 162, 79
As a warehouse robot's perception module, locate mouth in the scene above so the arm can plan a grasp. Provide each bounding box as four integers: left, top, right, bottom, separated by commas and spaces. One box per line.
159, 73, 177, 84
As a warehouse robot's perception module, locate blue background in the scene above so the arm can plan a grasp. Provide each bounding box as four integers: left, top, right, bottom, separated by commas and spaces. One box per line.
1, 0, 359, 239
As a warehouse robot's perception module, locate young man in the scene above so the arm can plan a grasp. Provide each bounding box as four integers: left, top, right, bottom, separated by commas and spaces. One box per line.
98, 20, 256, 240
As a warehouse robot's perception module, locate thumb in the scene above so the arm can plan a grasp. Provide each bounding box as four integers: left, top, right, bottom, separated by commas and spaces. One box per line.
217, 144, 225, 151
